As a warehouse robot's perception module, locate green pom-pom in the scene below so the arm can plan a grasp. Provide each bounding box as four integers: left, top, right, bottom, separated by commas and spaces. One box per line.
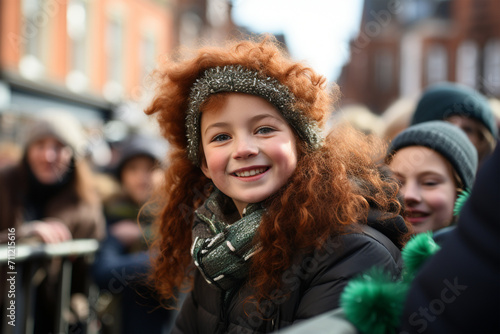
454, 188, 471, 216
340, 268, 408, 334
402, 232, 440, 280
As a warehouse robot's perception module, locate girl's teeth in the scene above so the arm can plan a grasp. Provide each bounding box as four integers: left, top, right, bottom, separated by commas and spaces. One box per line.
236, 168, 265, 177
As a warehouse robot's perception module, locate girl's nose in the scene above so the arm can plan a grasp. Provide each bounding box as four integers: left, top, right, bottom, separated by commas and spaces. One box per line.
402, 181, 421, 206
232, 136, 258, 160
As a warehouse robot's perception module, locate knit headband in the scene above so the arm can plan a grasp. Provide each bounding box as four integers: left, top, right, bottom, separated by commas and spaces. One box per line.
185, 65, 323, 166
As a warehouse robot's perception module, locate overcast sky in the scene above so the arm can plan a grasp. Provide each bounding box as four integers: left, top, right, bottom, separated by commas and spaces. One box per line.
231, 0, 364, 82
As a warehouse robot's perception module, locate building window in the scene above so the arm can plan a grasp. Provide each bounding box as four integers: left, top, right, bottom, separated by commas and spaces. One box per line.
66, 0, 89, 92
374, 49, 393, 92
131, 32, 157, 102
19, 0, 51, 79
140, 33, 156, 83
103, 15, 124, 102
207, 0, 228, 27
106, 17, 124, 84
483, 39, 500, 95
426, 44, 448, 85
179, 12, 202, 48
456, 40, 478, 89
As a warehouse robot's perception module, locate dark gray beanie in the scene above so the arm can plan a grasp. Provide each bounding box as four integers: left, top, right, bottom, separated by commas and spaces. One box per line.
113, 134, 167, 180
411, 82, 498, 138
388, 121, 478, 190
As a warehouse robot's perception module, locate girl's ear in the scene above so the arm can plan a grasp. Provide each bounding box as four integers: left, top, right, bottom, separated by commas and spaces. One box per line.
200, 157, 212, 179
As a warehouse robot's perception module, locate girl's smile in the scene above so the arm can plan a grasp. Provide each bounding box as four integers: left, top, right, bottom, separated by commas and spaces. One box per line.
200, 93, 298, 215
405, 208, 430, 225
230, 165, 270, 179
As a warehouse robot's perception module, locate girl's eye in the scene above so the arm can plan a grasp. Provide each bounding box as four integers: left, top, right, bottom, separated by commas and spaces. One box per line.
212, 134, 231, 142
256, 126, 275, 135
422, 180, 439, 187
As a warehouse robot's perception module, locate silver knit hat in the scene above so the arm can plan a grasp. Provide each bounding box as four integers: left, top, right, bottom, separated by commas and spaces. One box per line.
185, 65, 324, 166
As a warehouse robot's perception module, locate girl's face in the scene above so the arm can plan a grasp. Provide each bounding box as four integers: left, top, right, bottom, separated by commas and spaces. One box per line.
389, 146, 457, 234
200, 93, 298, 215
27, 136, 73, 184
121, 156, 158, 205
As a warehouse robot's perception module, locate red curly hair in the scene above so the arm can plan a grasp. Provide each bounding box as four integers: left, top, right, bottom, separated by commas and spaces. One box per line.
145, 36, 409, 306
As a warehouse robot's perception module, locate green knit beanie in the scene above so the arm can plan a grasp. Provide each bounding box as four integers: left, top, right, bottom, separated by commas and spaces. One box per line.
387, 121, 478, 190
411, 82, 498, 138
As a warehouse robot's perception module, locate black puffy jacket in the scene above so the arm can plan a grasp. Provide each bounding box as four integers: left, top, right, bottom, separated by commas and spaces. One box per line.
172, 213, 406, 334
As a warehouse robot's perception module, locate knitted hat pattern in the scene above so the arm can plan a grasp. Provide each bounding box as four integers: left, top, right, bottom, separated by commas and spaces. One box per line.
411, 82, 498, 138
388, 121, 478, 190
24, 109, 87, 157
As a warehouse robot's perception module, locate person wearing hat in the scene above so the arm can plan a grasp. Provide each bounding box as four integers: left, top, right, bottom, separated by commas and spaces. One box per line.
91, 134, 177, 334
0, 109, 104, 242
411, 82, 498, 166
0, 109, 105, 332
143, 36, 412, 333
399, 140, 500, 334
386, 121, 478, 235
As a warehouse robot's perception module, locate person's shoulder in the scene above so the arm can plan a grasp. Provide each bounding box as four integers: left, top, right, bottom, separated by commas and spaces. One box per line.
329, 224, 403, 274
291, 224, 403, 289
301, 224, 401, 268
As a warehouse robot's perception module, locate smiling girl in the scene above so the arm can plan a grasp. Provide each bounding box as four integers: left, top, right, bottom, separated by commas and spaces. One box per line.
386, 121, 478, 235
146, 37, 411, 333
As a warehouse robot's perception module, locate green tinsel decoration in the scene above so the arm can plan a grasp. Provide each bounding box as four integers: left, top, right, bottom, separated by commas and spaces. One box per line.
454, 188, 471, 216
340, 267, 408, 334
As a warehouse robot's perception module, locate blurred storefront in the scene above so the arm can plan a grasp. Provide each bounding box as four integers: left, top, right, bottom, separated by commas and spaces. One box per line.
0, 0, 177, 144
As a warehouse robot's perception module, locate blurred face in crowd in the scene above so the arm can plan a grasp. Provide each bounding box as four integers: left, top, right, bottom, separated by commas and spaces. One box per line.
121, 155, 158, 205
27, 136, 73, 184
389, 146, 458, 234
446, 115, 491, 163
200, 93, 298, 215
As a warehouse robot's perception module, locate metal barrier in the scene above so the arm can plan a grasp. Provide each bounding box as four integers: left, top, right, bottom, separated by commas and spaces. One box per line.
0, 239, 99, 334
279, 308, 359, 334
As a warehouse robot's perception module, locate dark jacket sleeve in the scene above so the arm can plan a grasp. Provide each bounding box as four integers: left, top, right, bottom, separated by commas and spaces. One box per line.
91, 234, 150, 288
171, 272, 212, 334
171, 291, 199, 334
0, 166, 22, 244
292, 225, 402, 323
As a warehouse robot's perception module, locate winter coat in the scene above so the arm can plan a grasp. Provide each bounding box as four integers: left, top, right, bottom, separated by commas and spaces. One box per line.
172, 212, 405, 334
0, 163, 105, 243
91, 194, 178, 334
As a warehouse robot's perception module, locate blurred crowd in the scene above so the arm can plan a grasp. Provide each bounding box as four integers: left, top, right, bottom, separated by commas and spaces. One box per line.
0, 110, 176, 333
0, 80, 499, 334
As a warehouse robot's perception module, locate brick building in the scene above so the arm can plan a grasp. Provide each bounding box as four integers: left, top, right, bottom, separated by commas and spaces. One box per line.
0, 0, 175, 124
338, 0, 500, 114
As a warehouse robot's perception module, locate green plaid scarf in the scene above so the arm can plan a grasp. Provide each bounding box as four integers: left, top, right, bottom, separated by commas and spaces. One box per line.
191, 189, 264, 291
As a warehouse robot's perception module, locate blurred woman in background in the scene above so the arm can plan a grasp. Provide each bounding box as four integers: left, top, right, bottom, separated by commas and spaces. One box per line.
0, 109, 105, 333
